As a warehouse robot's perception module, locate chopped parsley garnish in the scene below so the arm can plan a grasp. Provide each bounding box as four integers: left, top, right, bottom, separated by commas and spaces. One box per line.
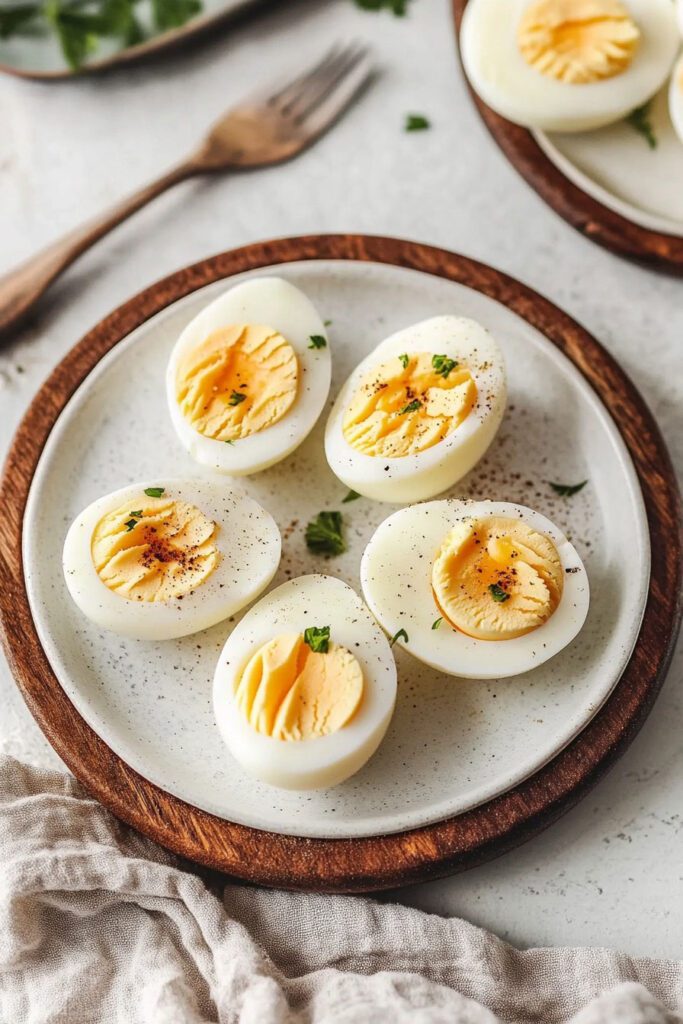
625, 103, 657, 149
432, 354, 458, 378
404, 113, 430, 132
308, 335, 327, 349
399, 353, 409, 369
0, 0, 202, 71
488, 583, 510, 603
224, 439, 235, 445
144, 487, 165, 498
124, 518, 139, 532
305, 510, 345, 556
342, 489, 361, 503
432, 617, 443, 630
399, 399, 422, 415
128, 510, 143, 518
354, 0, 409, 14
228, 391, 247, 406
324, 319, 333, 327
389, 627, 409, 647
549, 480, 588, 497
303, 625, 331, 654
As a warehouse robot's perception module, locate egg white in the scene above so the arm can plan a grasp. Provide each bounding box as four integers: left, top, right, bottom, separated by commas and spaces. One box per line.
166, 277, 331, 476
63, 478, 281, 641
360, 499, 589, 680
324, 316, 506, 505
669, 53, 683, 146
678, 0, 683, 37
461, 0, 679, 133
213, 575, 397, 790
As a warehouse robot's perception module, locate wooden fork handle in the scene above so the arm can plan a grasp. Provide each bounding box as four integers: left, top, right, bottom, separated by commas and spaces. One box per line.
0, 159, 199, 339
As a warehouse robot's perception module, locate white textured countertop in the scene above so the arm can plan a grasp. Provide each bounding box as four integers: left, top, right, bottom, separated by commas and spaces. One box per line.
1, 0, 681, 960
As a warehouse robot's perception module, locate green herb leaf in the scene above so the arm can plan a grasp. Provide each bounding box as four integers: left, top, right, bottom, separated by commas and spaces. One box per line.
224, 439, 235, 445
342, 490, 361, 504
625, 103, 657, 149
432, 354, 458, 378
305, 511, 345, 556
354, 0, 409, 14
144, 487, 165, 498
324, 319, 333, 327
308, 335, 327, 350
404, 113, 430, 132
488, 583, 510, 603
548, 480, 588, 497
398, 353, 409, 369
399, 399, 422, 415
128, 510, 143, 518
432, 617, 443, 630
0, 4, 40, 38
228, 390, 247, 406
124, 518, 138, 532
303, 625, 331, 654
389, 627, 409, 647
151, 0, 201, 31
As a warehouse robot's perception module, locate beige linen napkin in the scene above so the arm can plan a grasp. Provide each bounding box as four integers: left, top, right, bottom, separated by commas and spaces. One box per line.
1, 754, 681, 1024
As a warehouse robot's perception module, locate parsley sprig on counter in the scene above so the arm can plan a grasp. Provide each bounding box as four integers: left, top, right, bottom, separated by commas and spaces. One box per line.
305, 510, 345, 557
0, 0, 202, 71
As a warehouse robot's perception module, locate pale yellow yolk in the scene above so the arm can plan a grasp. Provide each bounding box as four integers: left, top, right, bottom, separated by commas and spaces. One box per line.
234, 633, 364, 741
92, 497, 219, 602
432, 516, 563, 641
342, 352, 477, 458
518, 0, 640, 84
175, 323, 298, 441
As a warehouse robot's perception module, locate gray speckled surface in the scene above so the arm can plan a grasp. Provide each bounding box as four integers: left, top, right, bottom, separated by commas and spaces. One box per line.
1, 0, 682, 957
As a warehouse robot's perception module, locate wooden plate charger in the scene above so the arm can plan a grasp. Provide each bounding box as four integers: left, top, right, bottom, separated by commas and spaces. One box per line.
452, 1, 683, 276
0, 234, 680, 892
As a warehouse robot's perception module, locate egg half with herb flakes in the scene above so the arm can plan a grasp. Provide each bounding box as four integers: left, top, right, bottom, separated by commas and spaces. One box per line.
213, 575, 397, 790
167, 277, 331, 475
360, 499, 589, 680
461, 0, 679, 133
324, 316, 506, 504
63, 479, 281, 640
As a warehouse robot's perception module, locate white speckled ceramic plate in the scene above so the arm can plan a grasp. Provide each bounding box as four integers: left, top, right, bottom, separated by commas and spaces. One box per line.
536, 82, 683, 234
22, 258, 650, 840
0, 0, 268, 79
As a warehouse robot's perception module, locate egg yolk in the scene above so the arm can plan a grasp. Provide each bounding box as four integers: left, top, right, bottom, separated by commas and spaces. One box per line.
342, 352, 477, 458
518, 0, 640, 84
234, 633, 364, 741
175, 323, 298, 441
432, 516, 563, 641
92, 497, 219, 602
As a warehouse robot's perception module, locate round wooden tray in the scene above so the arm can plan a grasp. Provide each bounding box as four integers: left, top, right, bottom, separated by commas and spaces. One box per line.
452, 1, 683, 276
0, 234, 680, 892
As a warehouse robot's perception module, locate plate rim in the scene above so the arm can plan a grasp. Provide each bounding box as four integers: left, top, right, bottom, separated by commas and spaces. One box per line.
0, 0, 269, 81
452, 0, 683, 276
0, 233, 680, 892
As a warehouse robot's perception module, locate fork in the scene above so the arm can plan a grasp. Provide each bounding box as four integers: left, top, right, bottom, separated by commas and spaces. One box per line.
0, 42, 373, 338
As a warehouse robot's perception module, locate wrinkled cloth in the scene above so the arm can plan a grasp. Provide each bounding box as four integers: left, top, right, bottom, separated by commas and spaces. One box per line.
0, 755, 681, 1024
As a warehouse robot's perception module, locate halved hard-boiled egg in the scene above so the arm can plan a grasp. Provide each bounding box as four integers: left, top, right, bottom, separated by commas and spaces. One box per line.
361, 499, 589, 680
325, 316, 506, 504
213, 575, 397, 789
670, 53, 683, 146
461, 0, 679, 133
166, 277, 331, 475
63, 479, 281, 640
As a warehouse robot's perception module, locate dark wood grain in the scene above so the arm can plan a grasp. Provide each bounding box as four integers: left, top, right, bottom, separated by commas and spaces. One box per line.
0, 234, 680, 892
452, 1, 683, 275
